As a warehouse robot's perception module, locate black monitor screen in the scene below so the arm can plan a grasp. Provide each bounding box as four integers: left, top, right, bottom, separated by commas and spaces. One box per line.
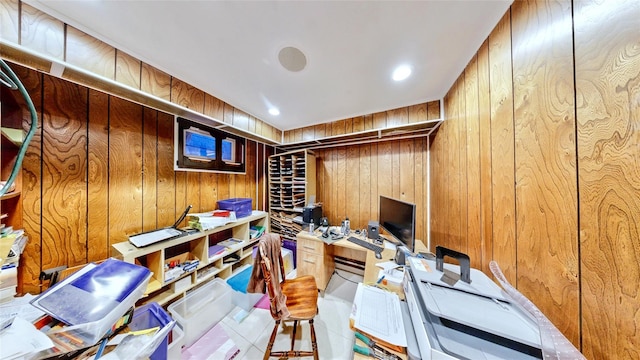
379, 195, 415, 253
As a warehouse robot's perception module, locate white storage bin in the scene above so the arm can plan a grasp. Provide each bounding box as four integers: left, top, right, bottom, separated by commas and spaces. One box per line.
282, 247, 294, 276
226, 264, 265, 312
167, 323, 184, 360
168, 278, 234, 348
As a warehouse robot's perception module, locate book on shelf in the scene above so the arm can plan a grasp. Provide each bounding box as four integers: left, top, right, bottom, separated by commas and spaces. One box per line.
217, 238, 243, 249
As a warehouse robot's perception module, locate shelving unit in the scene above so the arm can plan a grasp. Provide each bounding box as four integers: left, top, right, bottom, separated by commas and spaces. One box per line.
1, 88, 27, 299
268, 149, 316, 242
111, 211, 268, 307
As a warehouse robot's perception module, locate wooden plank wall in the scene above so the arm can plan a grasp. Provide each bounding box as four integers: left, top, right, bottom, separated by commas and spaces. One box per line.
0, 0, 281, 143
314, 138, 429, 247
430, 1, 640, 358
7, 63, 270, 295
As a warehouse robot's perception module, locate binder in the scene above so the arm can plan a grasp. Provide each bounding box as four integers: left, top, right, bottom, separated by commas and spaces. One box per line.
30, 258, 151, 325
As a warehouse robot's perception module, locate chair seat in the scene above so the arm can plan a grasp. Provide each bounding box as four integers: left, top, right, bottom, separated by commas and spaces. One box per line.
281, 275, 318, 320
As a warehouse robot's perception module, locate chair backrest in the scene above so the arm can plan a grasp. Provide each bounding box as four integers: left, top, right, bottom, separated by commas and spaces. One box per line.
258, 234, 288, 319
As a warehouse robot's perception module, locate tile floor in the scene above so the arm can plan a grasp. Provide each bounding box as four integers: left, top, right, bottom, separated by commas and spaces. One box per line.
218, 270, 363, 360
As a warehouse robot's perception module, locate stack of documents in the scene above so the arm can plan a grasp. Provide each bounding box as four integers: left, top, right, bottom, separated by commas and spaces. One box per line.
189, 211, 237, 231
351, 283, 407, 350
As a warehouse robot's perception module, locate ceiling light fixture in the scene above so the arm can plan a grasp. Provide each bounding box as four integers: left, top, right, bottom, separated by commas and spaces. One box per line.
269, 108, 280, 116
392, 65, 412, 81
278, 47, 307, 72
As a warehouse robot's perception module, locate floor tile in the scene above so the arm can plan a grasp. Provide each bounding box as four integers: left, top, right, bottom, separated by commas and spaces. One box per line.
221, 306, 273, 344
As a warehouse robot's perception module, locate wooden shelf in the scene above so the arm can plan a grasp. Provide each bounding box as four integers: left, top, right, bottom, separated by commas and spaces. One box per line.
1, 127, 24, 147
112, 210, 269, 307
0, 191, 20, 201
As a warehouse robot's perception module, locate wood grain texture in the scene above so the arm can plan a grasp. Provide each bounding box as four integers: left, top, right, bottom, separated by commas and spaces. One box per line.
302, 126, 314, 141
174, 171, 187, 226
364, 114, 373, 131
346, 145, 359, 227
512, 0, 579, 345
373, 111, 386, 129
15, 64, 42, 294
115, 50, 141, 90
170, 77, 204, 113
575, 0, 640, 358
386, 107, 408, 128
87, 89, 110, 262
294, 128, 302, 142
314, 123, 326, 139
352, 116, 364, 133
186, 172, 201, 212
203, 94, 224, 121
19, 3, 64, 60
141, 63, 171, 101
358, 144, 371, 229
332, 120, 346, 136
233, 108, 249, 130
108, 96, 142, 242
344, 118, 353, 134
223, 103, 234, 124
142, 108, 158, 231
489, 11, 517, 284
0, 0, 19, 44
427, 100, 441, 120
464, 54, 482, 270
156, 111, 175, 227
66, 26, 115, 80
248, 115, 256, 134
42, 75, 88, 267
408, 103, 427, 123
477, 40, 493, 276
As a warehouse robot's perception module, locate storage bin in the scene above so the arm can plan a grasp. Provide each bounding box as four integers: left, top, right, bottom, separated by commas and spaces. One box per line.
282, 247, 294, 276
217, 198, 252, 218
226, 264, 265, 312
167, 278, 234, 348
129, 302, 175, 360
282, 239, 297, 267
167, 323, 184, 360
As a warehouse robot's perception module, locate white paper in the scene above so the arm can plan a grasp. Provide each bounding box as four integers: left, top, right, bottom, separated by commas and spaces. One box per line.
0, 317, 53, 359
0, 294, 45, 323
353, 283, 407, 346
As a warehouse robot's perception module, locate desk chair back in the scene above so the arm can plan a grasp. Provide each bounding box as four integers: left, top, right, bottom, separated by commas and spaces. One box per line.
255, 233, 319, 360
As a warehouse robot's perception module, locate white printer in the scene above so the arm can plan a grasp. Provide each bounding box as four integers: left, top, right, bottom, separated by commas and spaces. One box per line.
403, 246, 543, 360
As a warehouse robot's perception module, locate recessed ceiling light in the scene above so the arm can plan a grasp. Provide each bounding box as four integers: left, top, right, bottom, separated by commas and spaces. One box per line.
269, 108, 280, 116
392, 65, 412, 81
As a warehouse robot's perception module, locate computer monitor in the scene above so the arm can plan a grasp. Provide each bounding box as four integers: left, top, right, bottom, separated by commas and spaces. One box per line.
379, 195, 416, 253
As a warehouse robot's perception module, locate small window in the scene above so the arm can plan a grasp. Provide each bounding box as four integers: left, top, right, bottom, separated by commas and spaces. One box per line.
184, 127, 216, 162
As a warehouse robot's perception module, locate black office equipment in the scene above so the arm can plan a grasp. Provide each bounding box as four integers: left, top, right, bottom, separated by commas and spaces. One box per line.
379, 196, 416, 253
303, 205, 322, 226
129, 205, 192, 247
367, 220, 379, 240
347, 236, 383, 254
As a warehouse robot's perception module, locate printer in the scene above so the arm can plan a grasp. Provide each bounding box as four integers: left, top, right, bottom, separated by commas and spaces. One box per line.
403, 246, 544, 359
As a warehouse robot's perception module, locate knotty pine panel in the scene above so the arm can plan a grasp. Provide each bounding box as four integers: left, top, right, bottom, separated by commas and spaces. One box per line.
108, 97, 143, 242
1, 0, 19, 44
15, 65, 43, 294
115, 50, 141, 90
156, 111, 175, 227
87, 89, 110, 262
488, 11, 516, 284
171, 77, 204, 113
575, 0, 640, 358
42, 76, 88, 268
19, 3, 64, 60
477, 40, 493, 276
142, 108, 158, 232
511, 0, 579, 346
141, 63, 171, 101
464, 54, 482, 270
66, 26, 115, 80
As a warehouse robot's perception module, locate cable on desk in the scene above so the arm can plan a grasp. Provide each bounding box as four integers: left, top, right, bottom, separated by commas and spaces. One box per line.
332, 269, 361, 284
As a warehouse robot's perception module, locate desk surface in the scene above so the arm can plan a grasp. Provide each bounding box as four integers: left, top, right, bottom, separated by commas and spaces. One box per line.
295, 231, 427, 360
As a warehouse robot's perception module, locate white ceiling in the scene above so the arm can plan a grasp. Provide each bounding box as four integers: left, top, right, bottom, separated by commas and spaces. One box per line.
25, 0, 511, 131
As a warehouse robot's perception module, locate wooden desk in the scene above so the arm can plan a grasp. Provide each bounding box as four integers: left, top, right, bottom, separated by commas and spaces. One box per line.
296, 230, 427, 294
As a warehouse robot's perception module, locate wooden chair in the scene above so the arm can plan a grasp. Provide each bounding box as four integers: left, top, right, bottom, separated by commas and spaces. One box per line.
258, 235, 319, 360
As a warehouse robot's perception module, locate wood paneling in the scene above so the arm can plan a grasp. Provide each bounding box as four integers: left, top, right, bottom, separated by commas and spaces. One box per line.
427, 100, 440, 120
108, 97, 143, 241
19, 3, 64, 60
488, 11, 516, 284
66, 26, 115, 80
512, 0, 579, 345
87, 89, 109, 262
141, 63, 171, 101
142, 108, 158, 231
41, 76, 87, 269
332, 120, 346, 136
156, 112, 175, 227
233, 108, 249, 130
575, 0, 640, 358
430, 1, 639, 357
315, 138, 429, 243
1, 0, 19, 44
15, 65, 42, 294
171, 77, 204, 113
203, 93, 224, 121
223, 103, 234, 124
115, 50, 141, 90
